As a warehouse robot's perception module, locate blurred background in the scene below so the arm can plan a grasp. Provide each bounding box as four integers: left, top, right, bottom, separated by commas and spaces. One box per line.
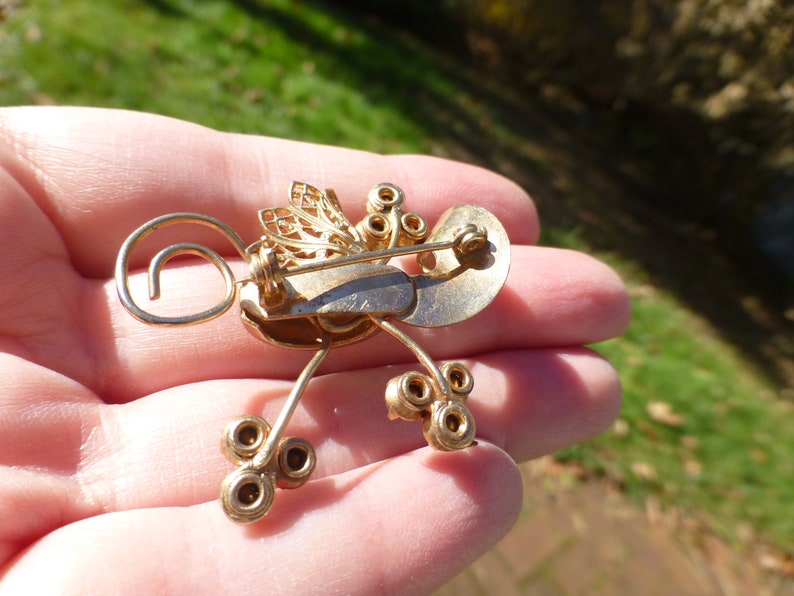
2, 0, 792, 592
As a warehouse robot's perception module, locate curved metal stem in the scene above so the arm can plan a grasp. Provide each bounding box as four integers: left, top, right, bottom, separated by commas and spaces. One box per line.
253, 337, 331, 468
369, 316, 450, 397
115, 213, 249, 327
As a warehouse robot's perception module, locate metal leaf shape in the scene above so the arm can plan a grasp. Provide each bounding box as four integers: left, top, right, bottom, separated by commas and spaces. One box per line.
258, 182, 365, 268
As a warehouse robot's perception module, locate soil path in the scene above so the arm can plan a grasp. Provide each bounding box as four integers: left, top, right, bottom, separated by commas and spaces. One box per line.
435, 458, 792, 595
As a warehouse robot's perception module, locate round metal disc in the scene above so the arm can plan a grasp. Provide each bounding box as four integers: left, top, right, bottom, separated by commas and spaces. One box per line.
399, 205, 510, 327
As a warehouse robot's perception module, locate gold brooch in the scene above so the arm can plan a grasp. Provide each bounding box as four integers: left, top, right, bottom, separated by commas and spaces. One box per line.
116, 182, 510, 523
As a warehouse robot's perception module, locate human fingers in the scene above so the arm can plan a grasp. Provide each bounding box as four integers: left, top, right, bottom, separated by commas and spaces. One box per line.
0, 106, 538, 278
91, 245, 629, 401
0, 444, 521, 595
0, 346, 617, 549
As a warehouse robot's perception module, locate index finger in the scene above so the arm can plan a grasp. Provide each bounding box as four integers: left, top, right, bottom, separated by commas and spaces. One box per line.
0, 106, 539, 278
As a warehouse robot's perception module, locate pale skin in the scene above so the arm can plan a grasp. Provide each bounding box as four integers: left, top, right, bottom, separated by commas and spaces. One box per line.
0, 107, 630, 594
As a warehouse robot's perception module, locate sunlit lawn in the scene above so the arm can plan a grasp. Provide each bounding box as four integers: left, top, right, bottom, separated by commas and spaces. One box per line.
3, 0, 793, 555
1, 0, 429, 151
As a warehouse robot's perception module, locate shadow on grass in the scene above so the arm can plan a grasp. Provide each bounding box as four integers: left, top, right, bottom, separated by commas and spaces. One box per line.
144, 0, 793, 391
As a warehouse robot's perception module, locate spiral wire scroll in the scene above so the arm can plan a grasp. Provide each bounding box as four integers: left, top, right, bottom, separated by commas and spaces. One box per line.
115, 213, 249, 327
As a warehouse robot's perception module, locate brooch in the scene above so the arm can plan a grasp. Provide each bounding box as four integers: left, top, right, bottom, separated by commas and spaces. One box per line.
116, 182, 510, 523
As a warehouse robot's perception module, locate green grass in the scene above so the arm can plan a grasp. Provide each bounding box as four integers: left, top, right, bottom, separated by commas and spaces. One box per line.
3, 0, 794, 555
550, 235, 794, 549
1, 0, 429, 151
580, 275, 792, 547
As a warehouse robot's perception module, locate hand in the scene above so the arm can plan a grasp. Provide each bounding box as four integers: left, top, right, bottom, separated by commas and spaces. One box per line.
0, 107, 629, 593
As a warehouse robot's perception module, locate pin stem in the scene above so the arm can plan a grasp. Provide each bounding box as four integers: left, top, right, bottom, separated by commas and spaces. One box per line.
281, 237, 457, 278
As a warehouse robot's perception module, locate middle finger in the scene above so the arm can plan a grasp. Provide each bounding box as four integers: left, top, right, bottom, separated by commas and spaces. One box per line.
91, 246, 628, 402
72, 346, 619, 514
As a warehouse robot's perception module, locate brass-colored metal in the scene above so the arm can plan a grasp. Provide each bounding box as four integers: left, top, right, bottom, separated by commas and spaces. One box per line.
424, 400, 477, 451
115, 213, 248, 327
115, 181, 510, 523
385, 371, 435, 420
275, 436, 317, 489
220, 468, 276, 524
441, 361, 474, 398
405, 205, 510, 327
221, 415, 270, 465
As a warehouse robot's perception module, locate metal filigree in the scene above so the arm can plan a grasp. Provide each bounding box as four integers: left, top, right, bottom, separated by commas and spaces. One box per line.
116, 182, 511, 523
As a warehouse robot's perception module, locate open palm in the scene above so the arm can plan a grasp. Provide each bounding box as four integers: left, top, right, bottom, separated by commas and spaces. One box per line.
0, 107, 629, 594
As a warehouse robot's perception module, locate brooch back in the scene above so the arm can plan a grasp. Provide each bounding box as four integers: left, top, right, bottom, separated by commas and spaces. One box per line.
116, 182, 510, 523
